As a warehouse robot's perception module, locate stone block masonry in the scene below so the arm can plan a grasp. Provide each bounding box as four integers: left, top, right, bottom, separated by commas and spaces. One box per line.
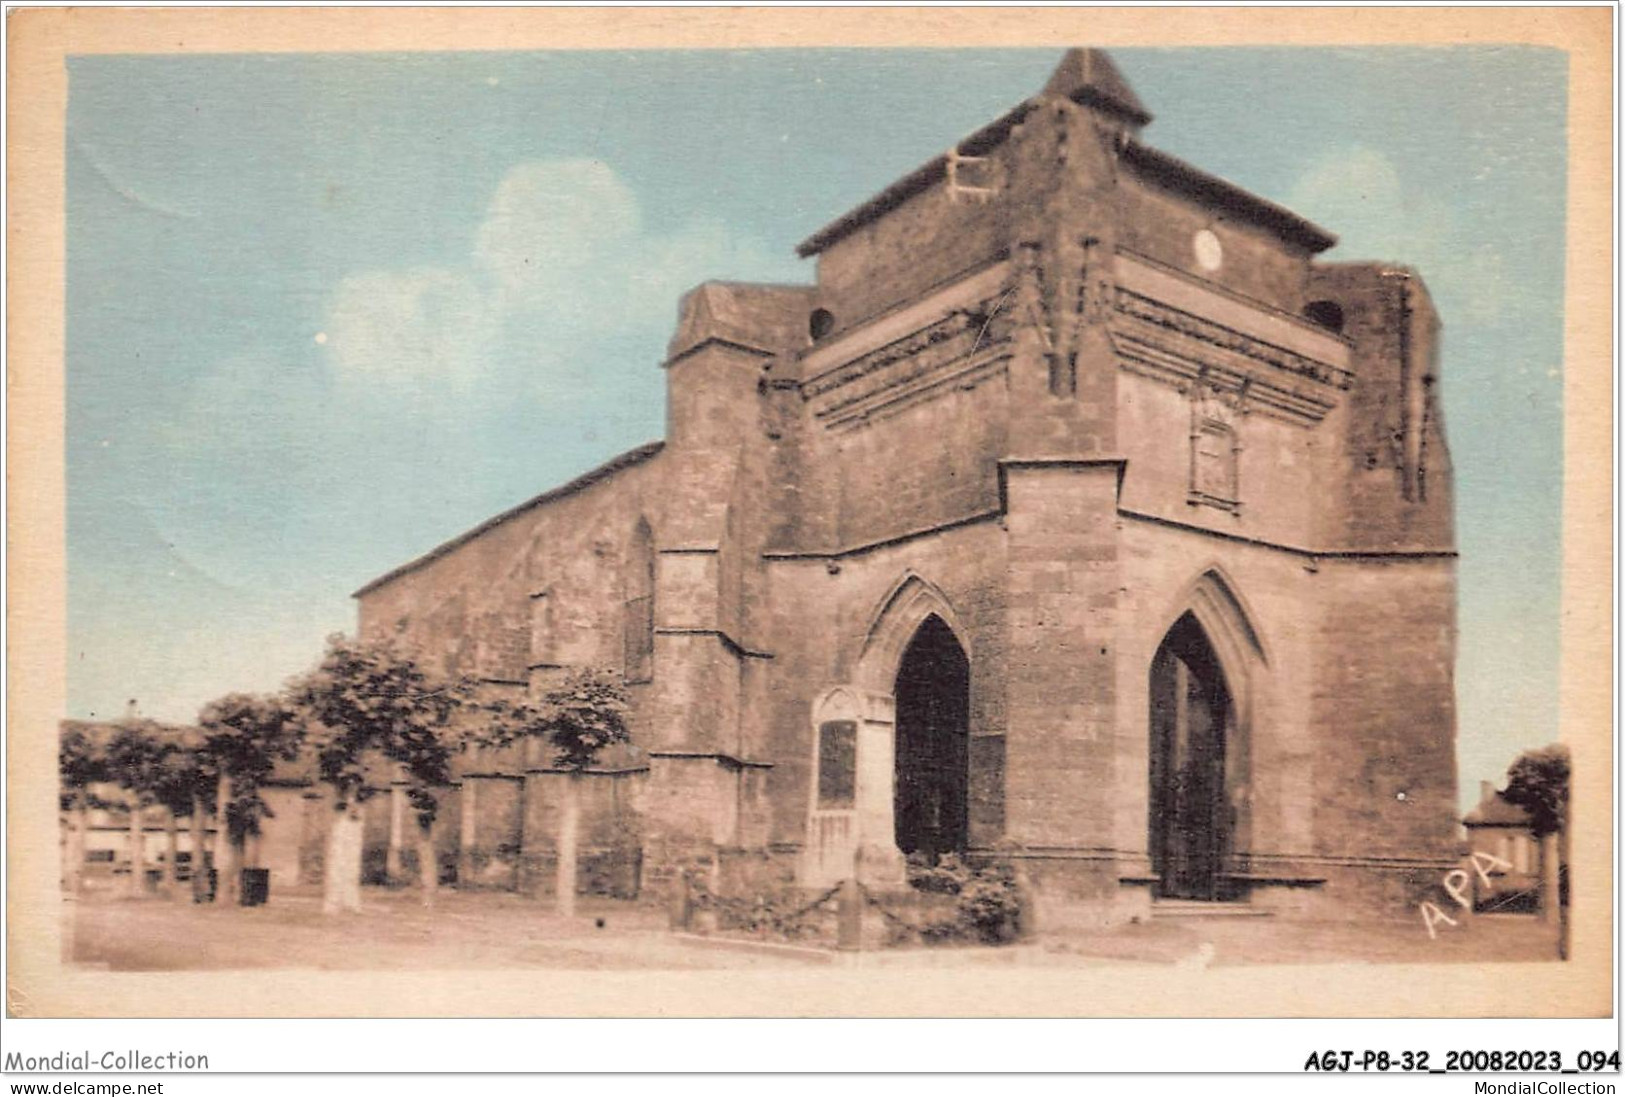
332, 48, 1459, 925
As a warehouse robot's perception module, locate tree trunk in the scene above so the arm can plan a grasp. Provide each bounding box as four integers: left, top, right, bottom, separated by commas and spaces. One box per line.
65, 792, 86, 896
164, 808, 181, 892
346, 804, 364, 910
126, 798, 143, 898
214, 771, 237, 904
321, 803, 343, 915
419, 817, 438, 908
322, 796, 365, 915
189, 793, 208, 903
556, 773, 580, 918
387, 785, 406, 884
221, 837, 240, 906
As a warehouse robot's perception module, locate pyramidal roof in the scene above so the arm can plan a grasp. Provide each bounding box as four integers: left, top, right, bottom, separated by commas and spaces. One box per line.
1043, 47, 1153, 127
799, 47, 1333, 257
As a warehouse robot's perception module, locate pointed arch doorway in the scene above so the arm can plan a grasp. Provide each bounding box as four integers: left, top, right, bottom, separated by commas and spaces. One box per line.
802, 578, 977, 888
1149, 612, 1235, 900
893, 615, 971, 860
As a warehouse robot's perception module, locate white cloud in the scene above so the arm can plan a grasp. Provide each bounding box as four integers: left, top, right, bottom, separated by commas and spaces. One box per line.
1287, 145, 1516, 328
140, 159, 796, 598
325, 266, 494, 389
472, 159, 641, 305
319, 158, 789, 399
1288, 146, 1448, 266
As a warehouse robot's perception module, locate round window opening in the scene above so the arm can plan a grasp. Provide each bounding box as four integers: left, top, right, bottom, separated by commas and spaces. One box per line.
1193, 229, 1224, 273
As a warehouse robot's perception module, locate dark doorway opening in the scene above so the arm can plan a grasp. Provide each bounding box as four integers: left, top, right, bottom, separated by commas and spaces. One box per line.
894, 615, 971, 861
1149, 613, 1234, 900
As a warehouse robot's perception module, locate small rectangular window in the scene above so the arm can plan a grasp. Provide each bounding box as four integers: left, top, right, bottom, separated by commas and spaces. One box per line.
816, 720, 857, 810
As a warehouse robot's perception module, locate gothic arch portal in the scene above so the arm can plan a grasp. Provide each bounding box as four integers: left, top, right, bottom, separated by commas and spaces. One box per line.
801, 573, 976, 885
855, 572, 971, 694
1154, 565, 1269, 699
1147, 566, 1267, 900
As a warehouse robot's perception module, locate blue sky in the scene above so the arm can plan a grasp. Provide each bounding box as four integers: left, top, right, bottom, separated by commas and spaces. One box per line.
66, 47, 1566, 805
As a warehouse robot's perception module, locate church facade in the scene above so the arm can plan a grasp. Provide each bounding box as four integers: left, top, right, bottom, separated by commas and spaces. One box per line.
349, 49, 1459, 922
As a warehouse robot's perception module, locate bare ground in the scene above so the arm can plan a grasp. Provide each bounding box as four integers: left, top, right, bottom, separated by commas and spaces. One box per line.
1040, 911, 1562, 967
65, 886, 1562, 972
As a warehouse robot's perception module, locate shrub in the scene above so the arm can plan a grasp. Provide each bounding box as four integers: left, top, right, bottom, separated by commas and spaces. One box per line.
899, 853, 1024, 945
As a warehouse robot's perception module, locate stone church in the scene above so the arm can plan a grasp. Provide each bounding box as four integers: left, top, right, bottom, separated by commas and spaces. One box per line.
348, 48, 1459, 921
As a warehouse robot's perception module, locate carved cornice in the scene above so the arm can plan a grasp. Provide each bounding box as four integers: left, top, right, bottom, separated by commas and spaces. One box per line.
803, 297, 1010, 399
803, 292, 1015, 431
1110, 289, 1347, 428
1112, 286, 1353, 392
1114, 333, 1335, 427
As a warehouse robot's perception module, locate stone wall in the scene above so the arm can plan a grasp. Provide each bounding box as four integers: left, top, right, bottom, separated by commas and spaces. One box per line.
813, 179, 1007, 332
1116, 177, 1311, 315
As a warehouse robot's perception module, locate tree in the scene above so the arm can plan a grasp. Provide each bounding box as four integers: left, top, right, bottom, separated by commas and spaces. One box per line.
148, 730, 212, 898
197, 693, 303, 904
1503, 743, 1570, 955
59, 723, 110, 895
286, 635, 471, 913
482, 669, 629, 917
1502, 743, 1569, 838
104, 721, 176, 898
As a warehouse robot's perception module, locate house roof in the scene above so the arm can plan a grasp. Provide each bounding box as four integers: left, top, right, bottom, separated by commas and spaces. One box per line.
1464, 788, 1534, 828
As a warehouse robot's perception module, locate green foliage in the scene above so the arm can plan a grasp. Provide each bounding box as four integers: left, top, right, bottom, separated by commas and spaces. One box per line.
900, 853, 1025, 945
149, 728, 211, 820
286, 634, 473, 828
481, 668, 630, 772
59, 725, 110, 812
1503, 743, 1570, 838
198, 692, 303, 839
103, 720, 178, 810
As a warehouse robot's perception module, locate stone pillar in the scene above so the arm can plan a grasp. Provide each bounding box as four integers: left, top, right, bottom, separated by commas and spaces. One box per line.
1001, 460, 1124, 917
853, 693, 905, 887
804, 687, 906, 889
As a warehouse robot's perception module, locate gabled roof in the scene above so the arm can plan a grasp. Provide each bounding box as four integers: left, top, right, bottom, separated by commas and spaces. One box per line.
1464, 788, 1534, 828
351, 441, 665, 598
